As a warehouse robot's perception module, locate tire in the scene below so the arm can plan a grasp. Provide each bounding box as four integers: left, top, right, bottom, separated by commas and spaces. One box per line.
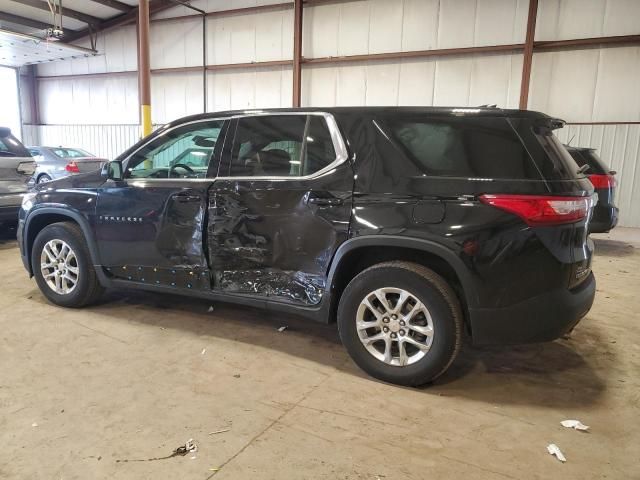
338, 261, 463, 386
37, 174, 52, 184
31, 222, 104, 308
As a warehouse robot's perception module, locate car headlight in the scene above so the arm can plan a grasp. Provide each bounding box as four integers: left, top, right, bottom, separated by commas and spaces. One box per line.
21, 192, 38, 212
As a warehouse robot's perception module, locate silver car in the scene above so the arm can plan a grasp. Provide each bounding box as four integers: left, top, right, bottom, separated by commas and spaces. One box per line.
0, 128, 35, 224
29, 146, 107, 184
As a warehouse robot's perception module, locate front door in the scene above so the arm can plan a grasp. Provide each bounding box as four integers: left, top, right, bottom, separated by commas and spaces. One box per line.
208, 113, 353, 306
95, 119, 227, 291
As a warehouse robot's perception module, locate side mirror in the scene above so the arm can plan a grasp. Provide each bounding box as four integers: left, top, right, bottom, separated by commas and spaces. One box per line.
103, 161, 123, 181
17, 161, 36, 176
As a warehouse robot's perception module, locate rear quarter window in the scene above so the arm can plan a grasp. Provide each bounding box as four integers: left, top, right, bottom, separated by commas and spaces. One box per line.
375, 115, 542, 180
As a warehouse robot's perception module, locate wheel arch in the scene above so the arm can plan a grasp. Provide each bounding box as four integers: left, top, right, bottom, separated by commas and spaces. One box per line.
325, 236, 478, 330
24, 207, 105, 282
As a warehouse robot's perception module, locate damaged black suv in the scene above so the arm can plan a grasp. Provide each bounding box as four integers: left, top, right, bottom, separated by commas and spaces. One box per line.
18, 107, 596, 386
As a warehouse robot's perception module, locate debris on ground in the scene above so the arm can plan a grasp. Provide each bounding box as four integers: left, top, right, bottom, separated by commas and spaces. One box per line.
31, 422, 38, 427
174, 439, 198, 457
561, 419, 590, 431
277, 326, 288, 332
201, 348, 207, 355
208, 305, 215, 312
116, 439, 198, 463
208, 428, 230, 435
547, 443, 566, 463
233, 374, 241, 378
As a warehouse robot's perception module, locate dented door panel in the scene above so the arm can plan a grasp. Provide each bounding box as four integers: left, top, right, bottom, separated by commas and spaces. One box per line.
208, 164, 353, 305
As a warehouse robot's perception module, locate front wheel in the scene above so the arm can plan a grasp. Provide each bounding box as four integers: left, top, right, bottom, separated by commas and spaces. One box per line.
338, 261, 463, 386
31, 222, 104, 307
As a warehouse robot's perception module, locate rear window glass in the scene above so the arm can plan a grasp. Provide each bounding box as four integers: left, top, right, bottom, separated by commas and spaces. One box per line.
566, 148, 608, 174
52, 148, 92, 158
374, 115, 541, 179
0, 131, 30, 157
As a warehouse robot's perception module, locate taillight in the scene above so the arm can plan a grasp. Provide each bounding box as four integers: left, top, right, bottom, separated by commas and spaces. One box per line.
65, 161, 80, 173
588, 174, 616, 189
479, 194, 592, 226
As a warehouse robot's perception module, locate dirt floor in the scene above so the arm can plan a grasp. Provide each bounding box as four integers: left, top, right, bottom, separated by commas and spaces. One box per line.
0, 223, 639, 479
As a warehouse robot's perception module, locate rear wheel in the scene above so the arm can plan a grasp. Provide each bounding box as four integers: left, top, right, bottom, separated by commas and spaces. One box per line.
338, 261, 462, 386
31, 222, 104, 307
37, 174, 52, 184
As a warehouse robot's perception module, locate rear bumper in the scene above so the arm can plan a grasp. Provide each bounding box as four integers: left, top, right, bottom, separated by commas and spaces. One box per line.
469, 272, 596, 345
589, 204, 618, 233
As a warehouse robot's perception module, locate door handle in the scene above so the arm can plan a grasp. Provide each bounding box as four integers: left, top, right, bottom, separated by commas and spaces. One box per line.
174, 193, 201, 203
307, 193, 343, 206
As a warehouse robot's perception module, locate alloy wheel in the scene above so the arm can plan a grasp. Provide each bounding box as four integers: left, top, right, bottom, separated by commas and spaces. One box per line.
40, 239, 79, 295
356, 287, 434, 366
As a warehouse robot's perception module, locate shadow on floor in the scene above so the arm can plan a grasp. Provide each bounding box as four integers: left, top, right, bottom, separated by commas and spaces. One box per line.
33, 285, 608, 409
593, 238, 636, 257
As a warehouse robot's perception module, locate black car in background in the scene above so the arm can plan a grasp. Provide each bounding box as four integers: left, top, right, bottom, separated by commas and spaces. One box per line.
17, 107, 596, 386
566, 146, 618, 233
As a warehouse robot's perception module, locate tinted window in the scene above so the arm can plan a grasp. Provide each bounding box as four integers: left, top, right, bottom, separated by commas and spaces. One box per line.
229, 115, 335, 177
375, 115, 540, 179
0, 131, 30, 157
126, 121, 223, 179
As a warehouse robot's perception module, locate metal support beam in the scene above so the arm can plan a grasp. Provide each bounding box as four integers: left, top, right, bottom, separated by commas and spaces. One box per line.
0, 11, 65, 31
88, 0, 133, 13
8, 0, 102, 26
138, 0, 152, 137
519, 0, 538, 110
292, 0, 303, 107
26, 64, 40, 125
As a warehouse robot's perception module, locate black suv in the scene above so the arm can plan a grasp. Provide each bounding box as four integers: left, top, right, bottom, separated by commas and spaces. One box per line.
18, 107, 596, 386
565, 145, 618, 233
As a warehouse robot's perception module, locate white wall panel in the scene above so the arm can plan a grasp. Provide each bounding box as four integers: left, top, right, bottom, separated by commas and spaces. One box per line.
38, 75, 138, 125
556, 124, 640, 228
153, 0, 287, 20
207, 9, 293, 65
529, 47, 640, 122
151, 17, 203, 69
304, 0, 527, 58
302, 54, 522, 109
151, 72, 205, 124
537, 0, 640, 41
23, 124, 141, 160
207, 67, 292, 112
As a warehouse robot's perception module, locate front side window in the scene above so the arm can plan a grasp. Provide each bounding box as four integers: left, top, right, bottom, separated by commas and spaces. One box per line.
229, 115, 336, 178
125, 121, 223, 179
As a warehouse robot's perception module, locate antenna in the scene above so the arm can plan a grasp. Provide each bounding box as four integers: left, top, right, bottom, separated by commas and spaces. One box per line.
567, 134, 575, 146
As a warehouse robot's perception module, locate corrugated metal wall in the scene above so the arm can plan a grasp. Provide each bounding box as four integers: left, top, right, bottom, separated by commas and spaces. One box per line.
26, 0, 640, 226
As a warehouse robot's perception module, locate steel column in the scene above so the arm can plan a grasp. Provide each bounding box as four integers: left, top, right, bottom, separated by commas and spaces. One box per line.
519, 0, 538, 110
292, 0, 303, 107
137, 0, 152, 137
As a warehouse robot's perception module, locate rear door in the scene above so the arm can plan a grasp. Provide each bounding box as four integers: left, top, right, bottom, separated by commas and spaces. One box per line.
95, 119, 228, 289
208, 112, 352, 306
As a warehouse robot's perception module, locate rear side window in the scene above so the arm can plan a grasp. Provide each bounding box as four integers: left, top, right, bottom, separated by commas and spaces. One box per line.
229, 115, 336, 177
375, 115, 540, 179
0, 130, 30, 158
567, 148, 608, 174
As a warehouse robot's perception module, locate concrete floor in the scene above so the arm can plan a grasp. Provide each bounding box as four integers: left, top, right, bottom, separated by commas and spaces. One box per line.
0, 224, 639, 480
